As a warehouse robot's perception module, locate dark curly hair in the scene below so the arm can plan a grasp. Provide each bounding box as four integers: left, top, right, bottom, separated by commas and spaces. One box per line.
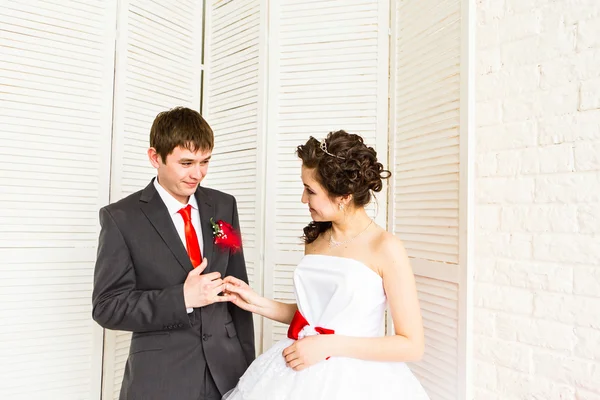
296, 130, 391, 244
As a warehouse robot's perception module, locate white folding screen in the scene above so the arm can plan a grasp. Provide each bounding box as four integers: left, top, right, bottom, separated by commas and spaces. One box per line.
390, 0, 473, 399
201, 0, 266, 350
0, 1, 117, 399
101, 1, 204, 398
262, 0, 390, 349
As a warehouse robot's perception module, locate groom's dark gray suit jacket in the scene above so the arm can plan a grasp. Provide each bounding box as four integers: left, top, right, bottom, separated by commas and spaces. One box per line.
92, 180, 255, 400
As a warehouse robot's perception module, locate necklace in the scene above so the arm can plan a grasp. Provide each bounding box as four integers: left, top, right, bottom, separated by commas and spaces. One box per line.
328, 219, 374, 248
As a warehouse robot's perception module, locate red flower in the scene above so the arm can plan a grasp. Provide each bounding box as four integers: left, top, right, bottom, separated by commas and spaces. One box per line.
210, 218, 242, 253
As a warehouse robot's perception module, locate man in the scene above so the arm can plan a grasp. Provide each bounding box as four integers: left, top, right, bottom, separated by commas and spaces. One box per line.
92, 107, 255, 400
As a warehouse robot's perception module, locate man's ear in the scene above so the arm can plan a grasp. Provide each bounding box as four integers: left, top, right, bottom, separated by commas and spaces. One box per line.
148, 147, 163, 168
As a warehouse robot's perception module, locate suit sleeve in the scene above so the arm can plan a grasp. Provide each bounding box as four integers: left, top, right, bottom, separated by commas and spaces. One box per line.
226, 197, 256, 365
92, 207, 191, 333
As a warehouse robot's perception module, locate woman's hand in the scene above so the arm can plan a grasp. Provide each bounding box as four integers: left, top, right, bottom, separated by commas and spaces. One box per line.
223, 275, 266, 313
282, 335, 333, 371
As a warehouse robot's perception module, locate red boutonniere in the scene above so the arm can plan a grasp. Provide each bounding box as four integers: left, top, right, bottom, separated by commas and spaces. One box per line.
210, 218, 242, 253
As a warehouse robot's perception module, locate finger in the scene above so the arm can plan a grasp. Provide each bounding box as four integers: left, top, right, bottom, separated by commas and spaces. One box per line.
223, 276, 244, 286
288, 360, 303, 370
222, 283, 246, 294
203, 271, 222, 281
214, 294, 236, 303
282, 346, 295, 357
206, 279, 224, 289
210, 284, 226, 297
195, 258, 209, 273
284, 352, 299, 363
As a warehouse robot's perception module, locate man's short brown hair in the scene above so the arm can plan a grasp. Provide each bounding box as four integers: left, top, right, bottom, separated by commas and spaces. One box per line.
150, 107, 214, 162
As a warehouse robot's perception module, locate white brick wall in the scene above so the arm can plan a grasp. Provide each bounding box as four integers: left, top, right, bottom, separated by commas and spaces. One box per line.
475, 1, 600, 399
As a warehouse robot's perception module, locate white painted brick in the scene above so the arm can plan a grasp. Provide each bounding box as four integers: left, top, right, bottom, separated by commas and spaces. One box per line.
578, 204, 600, 234
496, 314, 577, 352
540, 57, 577, 90
577, 17, 600, 51
537, 24, 577, 61
478, 177, 536, 203
537, 113, 600, 145
533, 351, 600, 393
501, 36, 541, 67
477, 22, 501, 50
537, 143, 575, 173
573, 266, 600, 296
476, 0, 506, 24
476, 152, 498, 177
477, 47, 502, 74
579, 78, 600, 111
533, 233, 600, 265
574, 141, 600, 171
475, 282, 534, 315
534, 173, 600, 203
474, 306, 496, 336
474, 359, 497, 391
533, 293, 600, 329
476, 232, 533, 259
529, 376, 577, 400
574, 327, 600, 361
476, 204, 501, 230
502, 91, 536, 122
475, 335, 533, 372
496, 367, 533, 398
476, 0, 600, 396
498, 10, 542, 42
477, 99, 503, 126
500, 204, 578, 233
478, 65, 540, 101
478, 120, 537, 151
559, 1, 600, 26
577, 389, 600, 400
474, 388, 504, 400
536, 84, 580, 117
494, 259, 574, 293
495, 144, 575, 176
574, 50, 600, 82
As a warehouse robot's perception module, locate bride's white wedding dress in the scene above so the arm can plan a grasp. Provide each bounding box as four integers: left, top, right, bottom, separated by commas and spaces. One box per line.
224, 254, 430, 400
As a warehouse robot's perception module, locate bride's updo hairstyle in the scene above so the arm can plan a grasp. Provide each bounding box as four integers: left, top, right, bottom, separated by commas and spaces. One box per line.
296, 130, 391, 244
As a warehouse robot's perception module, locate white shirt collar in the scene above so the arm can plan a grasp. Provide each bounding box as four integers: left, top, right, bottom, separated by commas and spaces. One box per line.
153, 177, 199, 216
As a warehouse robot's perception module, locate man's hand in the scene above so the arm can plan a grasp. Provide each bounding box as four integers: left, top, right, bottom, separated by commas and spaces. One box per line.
183, 258, 234, 308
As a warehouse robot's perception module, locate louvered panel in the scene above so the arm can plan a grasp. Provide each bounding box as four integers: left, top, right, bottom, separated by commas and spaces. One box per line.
410, 276, 459, 400
261, 0, 387, 351
102, 1, 204, 398
391, 1, 464, 398
203, 0, 261, 295
0, 1, 114, 398
271, 263, 297, 343
394, 0, 461, 265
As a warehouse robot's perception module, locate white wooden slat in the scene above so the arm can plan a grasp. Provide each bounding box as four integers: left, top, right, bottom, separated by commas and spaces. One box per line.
391, 1, 463, 398
261, 0, 388, 352
203, 0, 262, 301
101, 1, 204, 398
0, 0, 114, 397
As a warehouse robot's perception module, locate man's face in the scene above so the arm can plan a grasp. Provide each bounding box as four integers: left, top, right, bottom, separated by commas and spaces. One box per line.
148, 145, 212, 204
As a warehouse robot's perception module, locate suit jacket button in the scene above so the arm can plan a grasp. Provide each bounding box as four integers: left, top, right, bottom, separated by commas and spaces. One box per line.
202, 334, 210, 341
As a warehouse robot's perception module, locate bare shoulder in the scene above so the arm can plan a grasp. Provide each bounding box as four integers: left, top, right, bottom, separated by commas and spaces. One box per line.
372, 229, 410, 274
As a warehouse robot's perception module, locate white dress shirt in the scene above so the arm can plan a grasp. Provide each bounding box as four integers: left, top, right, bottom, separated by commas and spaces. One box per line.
154, 178, 203, 313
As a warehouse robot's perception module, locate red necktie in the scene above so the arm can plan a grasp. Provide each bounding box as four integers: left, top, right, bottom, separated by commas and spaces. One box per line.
178, 205, 202, 268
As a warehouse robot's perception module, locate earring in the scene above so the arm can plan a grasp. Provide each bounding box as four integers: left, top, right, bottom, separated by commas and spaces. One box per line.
339, 203, 344, 211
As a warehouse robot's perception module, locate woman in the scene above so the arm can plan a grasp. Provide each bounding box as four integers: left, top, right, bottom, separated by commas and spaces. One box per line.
223, 130, 430, 399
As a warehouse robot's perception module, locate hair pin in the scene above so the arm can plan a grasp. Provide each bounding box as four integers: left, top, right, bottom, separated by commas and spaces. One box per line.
319, 138, 345, 160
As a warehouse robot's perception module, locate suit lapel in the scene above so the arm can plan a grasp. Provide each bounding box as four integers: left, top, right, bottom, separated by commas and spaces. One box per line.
195, 187, 215, 272
139, 180, 193, 274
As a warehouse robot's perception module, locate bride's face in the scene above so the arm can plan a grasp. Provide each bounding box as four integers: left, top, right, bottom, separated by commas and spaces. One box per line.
300, 166, 339, 221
